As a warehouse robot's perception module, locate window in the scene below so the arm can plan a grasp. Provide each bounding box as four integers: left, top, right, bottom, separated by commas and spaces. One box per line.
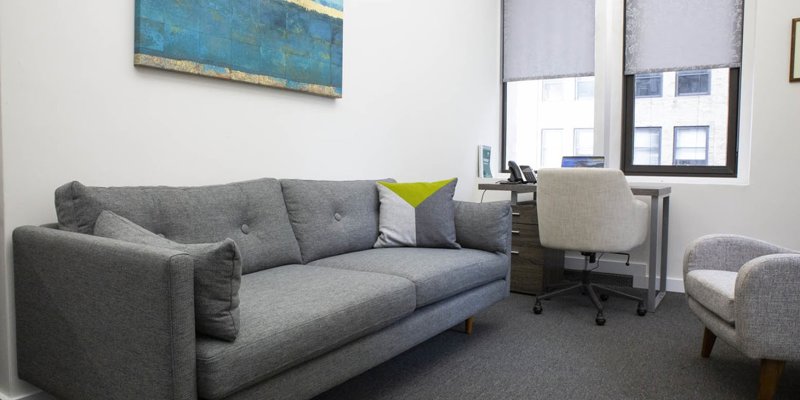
502, 0, 595, 170
575, 77, 594, 100
573, 128, 594, 156
621, 0, 742, 177
635, 73, 662, 98
633, 127, 661, 165
541, 129, 564, 168
623, 68, 738, 176
676, 70, 711, 96
673, 126, 709, 165
542, 80, 565, 101
504, 78, 595, 169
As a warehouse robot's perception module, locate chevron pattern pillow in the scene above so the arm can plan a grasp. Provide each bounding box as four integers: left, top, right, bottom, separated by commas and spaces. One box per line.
374, 178, 460, 249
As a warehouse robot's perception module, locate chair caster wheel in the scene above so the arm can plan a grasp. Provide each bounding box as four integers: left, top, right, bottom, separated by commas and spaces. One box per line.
595, 312, 606, 326
637, 303, 647, 316
600, 294, 609, 301
533, 301, 543, 314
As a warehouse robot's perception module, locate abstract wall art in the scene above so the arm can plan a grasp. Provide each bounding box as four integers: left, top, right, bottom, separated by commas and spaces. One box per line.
134, 0, 343, 97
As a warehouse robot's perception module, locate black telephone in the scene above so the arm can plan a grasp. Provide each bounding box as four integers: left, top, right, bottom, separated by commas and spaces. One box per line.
507, 161, 537, 184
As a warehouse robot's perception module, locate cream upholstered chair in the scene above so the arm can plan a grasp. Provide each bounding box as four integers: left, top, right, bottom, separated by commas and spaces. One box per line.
684, 234, 800, 400
534, 168, 649, 325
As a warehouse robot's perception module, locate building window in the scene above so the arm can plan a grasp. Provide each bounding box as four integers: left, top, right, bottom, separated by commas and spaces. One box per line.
540, 129, 564, 168
634, 73, 662, 98
673, 126, 709, 166
542, 80, 565, 101
573, 128, 594, 156
676, 70, 711, 96
633, 127, 661, 165
575, 77, 594, 100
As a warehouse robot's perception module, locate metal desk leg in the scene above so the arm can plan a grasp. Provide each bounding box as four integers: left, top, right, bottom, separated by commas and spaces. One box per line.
659, 196, 670, 299
647, 194, 668, 313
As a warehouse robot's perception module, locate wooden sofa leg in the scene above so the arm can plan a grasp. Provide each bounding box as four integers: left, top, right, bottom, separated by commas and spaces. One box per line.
464, 317, 474, 335
758, 359, 785, 400
701, 327, 716, 358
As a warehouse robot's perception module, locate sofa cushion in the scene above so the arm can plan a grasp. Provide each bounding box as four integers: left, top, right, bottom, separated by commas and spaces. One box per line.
374, 179, 460, 249
195, 265, 415, 400
281, 179, 392, 263
55, 178, 302, 274
310, 248, 509, 307
685, 269, 737, 324
93, 210, 242, 341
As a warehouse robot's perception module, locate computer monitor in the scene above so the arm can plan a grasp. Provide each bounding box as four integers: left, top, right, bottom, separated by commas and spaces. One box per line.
561, 156, 605, 168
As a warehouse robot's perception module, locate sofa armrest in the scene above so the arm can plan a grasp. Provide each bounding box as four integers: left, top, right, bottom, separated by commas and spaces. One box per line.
734, 254, 800, 360
454, 200, 512, 254
14, 226, 197, 400
683, 234, 796, 276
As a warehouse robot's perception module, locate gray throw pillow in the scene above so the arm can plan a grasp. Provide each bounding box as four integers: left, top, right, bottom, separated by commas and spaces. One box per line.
94, 210, 242, 342
374, 178, 460, 249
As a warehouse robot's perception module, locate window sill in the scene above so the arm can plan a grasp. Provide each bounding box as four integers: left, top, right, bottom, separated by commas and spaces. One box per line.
625, 173, 749, 186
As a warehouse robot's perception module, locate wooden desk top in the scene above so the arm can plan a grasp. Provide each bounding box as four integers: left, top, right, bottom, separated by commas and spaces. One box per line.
478, 182, 671, 197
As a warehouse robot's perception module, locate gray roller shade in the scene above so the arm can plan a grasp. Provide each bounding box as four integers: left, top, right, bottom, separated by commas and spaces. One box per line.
503, 0, 595, 82
624, 0, 744, 75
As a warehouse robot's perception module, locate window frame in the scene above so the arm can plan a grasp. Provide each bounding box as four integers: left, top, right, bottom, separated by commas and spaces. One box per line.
673, 125, 710, 166
621, 68, 740, 177
632, 126, 662, 166
573, 128, 594, 156
575, 77, 594, 100
675, 70, 711, 96
634, 73, 663, 98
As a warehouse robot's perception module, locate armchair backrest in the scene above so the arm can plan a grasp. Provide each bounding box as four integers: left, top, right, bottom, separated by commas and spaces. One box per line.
536, 168, 648, 253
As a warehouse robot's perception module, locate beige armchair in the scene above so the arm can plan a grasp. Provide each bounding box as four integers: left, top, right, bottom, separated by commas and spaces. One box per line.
684, 234, 800, 399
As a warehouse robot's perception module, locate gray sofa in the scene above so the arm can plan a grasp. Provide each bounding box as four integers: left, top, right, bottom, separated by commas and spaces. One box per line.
13, 178, 511, 400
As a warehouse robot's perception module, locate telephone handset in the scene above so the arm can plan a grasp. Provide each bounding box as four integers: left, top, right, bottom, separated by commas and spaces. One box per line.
507, 161, 537, 184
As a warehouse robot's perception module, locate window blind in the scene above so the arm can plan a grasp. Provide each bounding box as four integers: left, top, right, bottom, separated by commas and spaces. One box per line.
624, 0, 744, 75
503, 0, 595, 82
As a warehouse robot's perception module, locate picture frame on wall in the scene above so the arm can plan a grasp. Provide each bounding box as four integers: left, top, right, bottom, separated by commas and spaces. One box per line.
792, 18, 800, 82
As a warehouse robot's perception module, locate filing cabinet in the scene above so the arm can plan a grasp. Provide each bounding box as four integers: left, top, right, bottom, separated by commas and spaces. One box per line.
510, 201, 564, 295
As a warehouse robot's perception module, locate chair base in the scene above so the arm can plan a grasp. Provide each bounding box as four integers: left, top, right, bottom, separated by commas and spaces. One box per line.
532, 255, 646, 325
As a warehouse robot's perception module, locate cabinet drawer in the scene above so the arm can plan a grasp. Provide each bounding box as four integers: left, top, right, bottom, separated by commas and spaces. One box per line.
511, 223, 541, 247
511, 204, 538, 225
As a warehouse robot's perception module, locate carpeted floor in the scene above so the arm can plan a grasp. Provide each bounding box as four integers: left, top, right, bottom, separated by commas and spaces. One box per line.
314, 291, 799, 400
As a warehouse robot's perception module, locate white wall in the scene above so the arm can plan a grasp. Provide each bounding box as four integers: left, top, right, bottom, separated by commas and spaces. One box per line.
0, 0, 502, 396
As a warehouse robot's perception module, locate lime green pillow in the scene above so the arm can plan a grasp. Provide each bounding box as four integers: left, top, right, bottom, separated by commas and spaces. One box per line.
374, 178, 460, 249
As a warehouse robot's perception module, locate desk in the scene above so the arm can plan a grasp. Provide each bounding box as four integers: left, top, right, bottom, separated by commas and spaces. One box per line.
478, 182, 671, 312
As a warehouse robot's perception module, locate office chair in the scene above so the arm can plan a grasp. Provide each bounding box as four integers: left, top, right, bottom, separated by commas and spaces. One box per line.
533, 168, 649, 325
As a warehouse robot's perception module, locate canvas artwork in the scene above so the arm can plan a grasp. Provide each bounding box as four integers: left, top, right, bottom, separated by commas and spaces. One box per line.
134, 0, 343, 98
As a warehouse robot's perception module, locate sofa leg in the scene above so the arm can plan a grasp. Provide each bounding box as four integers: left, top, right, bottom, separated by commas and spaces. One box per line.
701, 327, 716, 358
758, 359, 785, 400
464, 317, 474, 335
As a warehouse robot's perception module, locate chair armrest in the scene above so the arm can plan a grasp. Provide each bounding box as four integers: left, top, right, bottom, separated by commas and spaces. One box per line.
14, 226, 197, 400
735, 254, 800, 360
683, 234, 796, 276
454, 200, 512, 254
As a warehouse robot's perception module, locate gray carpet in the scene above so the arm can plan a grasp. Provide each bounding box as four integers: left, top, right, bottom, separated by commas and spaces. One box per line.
314, 291, 799, 400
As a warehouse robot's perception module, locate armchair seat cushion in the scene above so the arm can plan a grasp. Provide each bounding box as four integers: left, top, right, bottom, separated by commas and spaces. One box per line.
685, 269, 738, 324
195, 265, 416, 400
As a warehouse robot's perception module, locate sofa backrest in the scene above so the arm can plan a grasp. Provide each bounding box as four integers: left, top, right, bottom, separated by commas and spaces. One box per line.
280, 179, 389, 263
55, 178, 303, 274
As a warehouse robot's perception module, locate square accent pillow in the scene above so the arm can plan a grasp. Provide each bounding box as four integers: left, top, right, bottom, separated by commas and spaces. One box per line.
93, 210, 242, 342
374, 178, 460, 249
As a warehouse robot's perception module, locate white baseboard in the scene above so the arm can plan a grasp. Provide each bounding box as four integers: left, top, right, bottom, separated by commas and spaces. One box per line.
564, 255, 685, 293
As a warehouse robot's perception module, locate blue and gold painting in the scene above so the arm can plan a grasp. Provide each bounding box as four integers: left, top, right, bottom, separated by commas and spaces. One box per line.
134, 0, 343, 98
